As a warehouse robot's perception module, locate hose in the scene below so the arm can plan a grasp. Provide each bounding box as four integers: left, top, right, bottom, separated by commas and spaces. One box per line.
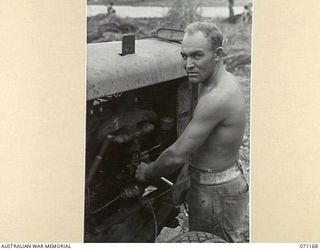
147, 200, 158, 242
86, 135, 114, 186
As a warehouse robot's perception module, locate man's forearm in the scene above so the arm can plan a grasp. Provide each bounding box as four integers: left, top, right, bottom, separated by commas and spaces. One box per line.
148, 147, 185, 179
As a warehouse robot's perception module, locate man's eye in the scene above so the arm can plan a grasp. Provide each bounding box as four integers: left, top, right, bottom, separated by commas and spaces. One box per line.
194, 54, 202, 60
181, 54, 187, 60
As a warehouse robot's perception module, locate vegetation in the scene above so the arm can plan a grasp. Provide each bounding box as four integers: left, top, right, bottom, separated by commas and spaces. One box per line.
164, 0, 202, 28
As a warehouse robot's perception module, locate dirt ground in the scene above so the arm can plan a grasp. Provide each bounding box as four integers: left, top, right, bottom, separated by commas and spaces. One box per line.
156, 204, 249, 243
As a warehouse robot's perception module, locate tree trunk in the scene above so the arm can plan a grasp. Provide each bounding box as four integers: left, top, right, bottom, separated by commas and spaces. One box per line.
228, 0, 234, 18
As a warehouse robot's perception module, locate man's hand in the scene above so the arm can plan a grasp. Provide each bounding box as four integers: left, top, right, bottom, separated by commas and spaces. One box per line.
135, 162, 154, 182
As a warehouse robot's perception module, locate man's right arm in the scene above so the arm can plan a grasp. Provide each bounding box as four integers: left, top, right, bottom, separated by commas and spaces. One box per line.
136, 92, 227, 181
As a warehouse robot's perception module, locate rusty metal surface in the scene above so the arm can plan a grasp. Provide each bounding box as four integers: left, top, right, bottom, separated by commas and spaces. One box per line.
87, 39, 186, 100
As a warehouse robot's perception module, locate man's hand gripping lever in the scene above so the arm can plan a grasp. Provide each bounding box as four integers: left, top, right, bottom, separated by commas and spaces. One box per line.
135, 162, 173, 187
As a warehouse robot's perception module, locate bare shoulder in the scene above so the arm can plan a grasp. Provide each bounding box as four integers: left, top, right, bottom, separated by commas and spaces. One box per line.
207, 72, 243, 104
197, 72, 245, 119
221, 72, 245, 108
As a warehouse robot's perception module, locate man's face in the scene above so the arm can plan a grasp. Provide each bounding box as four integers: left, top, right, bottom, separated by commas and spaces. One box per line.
181, 31, 216, 84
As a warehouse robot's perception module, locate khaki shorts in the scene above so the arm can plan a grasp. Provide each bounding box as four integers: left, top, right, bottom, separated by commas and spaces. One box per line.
187, 163, 249, 243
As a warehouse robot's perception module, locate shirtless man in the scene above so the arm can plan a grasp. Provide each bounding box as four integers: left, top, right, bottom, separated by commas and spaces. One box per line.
135, 21, 249, 243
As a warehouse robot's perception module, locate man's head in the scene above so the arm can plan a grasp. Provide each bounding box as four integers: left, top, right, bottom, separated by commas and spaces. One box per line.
181, 21, 224, 84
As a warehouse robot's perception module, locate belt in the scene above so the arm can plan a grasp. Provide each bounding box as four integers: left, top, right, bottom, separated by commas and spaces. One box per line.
190, 162, 242, 185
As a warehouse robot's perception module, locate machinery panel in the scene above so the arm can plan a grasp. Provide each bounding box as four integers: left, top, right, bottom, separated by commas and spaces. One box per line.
87, 39, 187, 100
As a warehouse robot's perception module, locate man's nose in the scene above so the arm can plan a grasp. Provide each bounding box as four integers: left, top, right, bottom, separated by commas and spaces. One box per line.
185, 57, 195, 70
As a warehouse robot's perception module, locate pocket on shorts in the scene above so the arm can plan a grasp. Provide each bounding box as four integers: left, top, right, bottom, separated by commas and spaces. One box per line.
221, 187, 249, 234
217, 174, 249, 197
220, 176, 249, 236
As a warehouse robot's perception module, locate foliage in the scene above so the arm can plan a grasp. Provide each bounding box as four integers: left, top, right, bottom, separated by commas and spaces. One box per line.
165, 0, 203, 29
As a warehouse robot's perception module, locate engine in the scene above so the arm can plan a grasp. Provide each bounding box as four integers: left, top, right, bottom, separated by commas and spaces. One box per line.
85, 35, 195, 242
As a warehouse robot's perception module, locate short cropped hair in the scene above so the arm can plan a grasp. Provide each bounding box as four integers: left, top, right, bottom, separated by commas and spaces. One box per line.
185, 21, 224, 51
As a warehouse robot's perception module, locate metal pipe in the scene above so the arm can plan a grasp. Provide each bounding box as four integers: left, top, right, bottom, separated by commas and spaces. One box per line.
92, 195, 120, 214
160, 177, 174, 187
87, 135, 114, 186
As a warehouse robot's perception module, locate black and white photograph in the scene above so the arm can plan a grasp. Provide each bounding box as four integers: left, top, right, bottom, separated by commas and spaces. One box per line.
85, 0, 252, 243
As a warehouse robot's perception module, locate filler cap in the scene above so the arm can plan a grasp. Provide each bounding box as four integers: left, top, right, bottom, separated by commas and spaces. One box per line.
121, 35, 135, 55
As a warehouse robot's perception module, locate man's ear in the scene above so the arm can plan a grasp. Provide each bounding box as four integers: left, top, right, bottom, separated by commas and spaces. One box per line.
215, 47, 224, 57
213, 47, 223, 62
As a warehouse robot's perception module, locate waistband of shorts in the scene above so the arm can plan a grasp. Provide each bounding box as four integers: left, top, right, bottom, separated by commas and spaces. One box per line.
190, 161, 242, 185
